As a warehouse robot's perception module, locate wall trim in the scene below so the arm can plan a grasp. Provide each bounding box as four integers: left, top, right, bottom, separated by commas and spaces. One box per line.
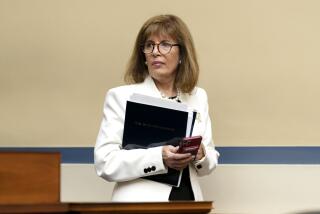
1, 147, 320, 164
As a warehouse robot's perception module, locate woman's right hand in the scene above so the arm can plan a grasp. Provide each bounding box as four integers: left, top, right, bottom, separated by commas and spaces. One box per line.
162, 145, 194, 171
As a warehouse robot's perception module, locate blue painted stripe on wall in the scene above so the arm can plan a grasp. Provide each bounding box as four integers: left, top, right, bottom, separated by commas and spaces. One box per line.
0, 147, 320, 164
216, 147, 320, 164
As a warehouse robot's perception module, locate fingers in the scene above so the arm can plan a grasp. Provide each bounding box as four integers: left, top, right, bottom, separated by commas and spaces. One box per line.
169, 156, 195, 170
168, 145, 179, 153
162, 145, 194, 171
195, 144, 204, 161
163, 145, 191, 160
171, 151, 192, 160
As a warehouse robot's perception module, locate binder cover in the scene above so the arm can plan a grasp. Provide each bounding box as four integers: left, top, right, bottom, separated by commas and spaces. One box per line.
122, 94, 195, 186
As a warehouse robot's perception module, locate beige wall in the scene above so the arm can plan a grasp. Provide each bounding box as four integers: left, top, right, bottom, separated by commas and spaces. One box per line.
1, 0, 320, 147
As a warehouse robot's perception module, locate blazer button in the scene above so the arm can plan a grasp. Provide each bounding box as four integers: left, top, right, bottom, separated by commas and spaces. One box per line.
151, 166, 156, 171
196, 164, 202, 169
144, 168, 148, 173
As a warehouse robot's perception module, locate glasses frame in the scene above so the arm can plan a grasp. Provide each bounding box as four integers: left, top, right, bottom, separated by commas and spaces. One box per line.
141, 41, 180, 55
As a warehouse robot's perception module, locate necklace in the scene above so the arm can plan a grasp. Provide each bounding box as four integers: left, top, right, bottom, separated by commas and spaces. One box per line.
160, 89, 181, 102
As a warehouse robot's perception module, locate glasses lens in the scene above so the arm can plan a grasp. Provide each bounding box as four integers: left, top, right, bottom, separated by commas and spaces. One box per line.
143, 42, 154, 54
159, 42, 172, 54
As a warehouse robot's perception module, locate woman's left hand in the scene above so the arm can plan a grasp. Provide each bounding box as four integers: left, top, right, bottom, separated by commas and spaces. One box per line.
195, 144, 205, 161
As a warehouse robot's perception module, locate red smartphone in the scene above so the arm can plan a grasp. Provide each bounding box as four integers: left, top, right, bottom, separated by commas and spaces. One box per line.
177, 136, 202, 156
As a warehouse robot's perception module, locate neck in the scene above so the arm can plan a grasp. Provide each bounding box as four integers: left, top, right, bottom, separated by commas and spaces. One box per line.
154, 79, 176, 97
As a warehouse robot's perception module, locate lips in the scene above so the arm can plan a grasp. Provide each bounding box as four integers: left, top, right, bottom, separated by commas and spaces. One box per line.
151, 61, 164, 66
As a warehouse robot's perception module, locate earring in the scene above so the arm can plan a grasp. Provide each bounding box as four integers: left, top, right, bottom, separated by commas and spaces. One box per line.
145, 61, 148, 65
179, 60, 181, 64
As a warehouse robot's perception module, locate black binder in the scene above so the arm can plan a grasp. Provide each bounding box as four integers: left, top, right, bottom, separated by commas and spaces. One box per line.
122, 94, 196, 187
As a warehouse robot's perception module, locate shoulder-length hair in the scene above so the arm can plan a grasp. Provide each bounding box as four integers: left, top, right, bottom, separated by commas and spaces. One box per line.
124, 14, 199, 94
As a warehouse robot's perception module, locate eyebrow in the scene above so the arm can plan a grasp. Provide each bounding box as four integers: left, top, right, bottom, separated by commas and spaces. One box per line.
145, 39, 173, 43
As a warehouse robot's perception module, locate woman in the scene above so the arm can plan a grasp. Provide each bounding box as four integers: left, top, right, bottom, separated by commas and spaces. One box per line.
94, 14, 219, 201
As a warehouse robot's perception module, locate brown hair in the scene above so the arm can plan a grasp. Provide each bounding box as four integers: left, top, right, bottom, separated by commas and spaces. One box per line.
124, 14, 199, 93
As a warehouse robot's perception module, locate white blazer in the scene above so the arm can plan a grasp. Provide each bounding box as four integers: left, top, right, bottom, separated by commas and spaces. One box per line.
94, 76, 219, 202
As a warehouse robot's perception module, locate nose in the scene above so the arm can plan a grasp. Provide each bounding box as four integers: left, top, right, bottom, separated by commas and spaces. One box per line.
151, 44, 161, 55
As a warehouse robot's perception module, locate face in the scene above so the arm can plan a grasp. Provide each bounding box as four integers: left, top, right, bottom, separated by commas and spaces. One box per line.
144, 34, 180, 84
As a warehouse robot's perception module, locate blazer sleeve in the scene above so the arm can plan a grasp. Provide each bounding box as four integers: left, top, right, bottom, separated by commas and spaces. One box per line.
94, 88, 168, 182
192, 89, 219, 176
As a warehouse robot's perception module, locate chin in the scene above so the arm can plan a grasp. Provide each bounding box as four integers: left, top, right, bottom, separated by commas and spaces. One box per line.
150, 71, 174, 80
150, 69, 175, 76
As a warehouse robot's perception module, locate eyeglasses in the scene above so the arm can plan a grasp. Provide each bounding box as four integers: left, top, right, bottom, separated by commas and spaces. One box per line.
142, 41, 180, 55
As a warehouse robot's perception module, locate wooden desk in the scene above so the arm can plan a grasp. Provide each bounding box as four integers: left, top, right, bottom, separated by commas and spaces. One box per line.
0, 152, 60, 204
69, 201, 213, 213
0, 203, 68, 214
0, 202, 213, 214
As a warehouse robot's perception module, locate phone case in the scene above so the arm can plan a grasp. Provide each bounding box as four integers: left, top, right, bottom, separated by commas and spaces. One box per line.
178, 136, 202, 156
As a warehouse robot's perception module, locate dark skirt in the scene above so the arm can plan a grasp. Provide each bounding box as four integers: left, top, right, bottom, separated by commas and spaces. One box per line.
168, 167, 195, 201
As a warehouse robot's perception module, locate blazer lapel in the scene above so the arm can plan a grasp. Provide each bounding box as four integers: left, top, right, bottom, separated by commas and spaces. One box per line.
136, 75, 162, 98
